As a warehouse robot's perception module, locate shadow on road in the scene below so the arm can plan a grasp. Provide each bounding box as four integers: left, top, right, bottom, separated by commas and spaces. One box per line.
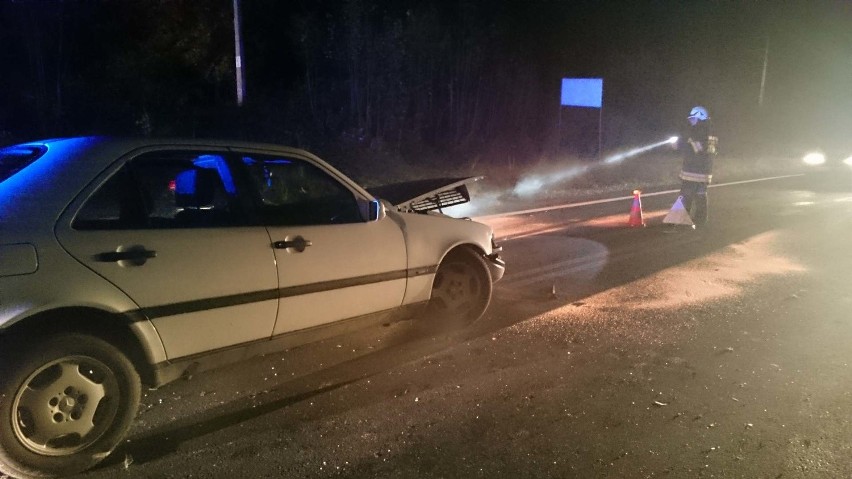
99, 316, 474, 470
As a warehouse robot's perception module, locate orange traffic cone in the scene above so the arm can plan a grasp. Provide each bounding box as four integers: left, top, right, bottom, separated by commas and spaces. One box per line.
628, 189, 645, 227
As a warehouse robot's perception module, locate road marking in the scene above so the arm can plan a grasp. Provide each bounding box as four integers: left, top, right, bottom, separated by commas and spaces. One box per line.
475, 174, 804, 221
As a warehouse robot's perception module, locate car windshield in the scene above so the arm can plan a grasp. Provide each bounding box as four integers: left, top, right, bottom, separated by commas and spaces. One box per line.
0, 145, 46, 183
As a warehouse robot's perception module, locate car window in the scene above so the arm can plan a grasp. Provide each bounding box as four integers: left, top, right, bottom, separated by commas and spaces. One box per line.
74, 151, 240, 230
240, 155, 362, 226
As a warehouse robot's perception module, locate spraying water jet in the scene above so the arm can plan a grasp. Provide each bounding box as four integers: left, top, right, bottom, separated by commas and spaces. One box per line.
603, 136, 679, 165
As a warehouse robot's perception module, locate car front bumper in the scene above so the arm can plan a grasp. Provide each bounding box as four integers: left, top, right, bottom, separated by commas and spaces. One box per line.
485, 252, 505, 282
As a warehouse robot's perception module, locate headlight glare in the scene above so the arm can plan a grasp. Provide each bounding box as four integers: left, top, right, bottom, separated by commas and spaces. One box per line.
803, 152, 826, 166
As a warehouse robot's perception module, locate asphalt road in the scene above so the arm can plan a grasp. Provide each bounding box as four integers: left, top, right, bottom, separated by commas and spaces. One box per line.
76, 171, 852, 479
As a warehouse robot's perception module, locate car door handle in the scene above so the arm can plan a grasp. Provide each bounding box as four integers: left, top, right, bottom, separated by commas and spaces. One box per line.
273, 236, 312, 252
94, 248, 157, 264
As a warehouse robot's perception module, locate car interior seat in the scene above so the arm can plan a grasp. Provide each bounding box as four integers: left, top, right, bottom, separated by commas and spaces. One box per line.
174, 168, 233, 227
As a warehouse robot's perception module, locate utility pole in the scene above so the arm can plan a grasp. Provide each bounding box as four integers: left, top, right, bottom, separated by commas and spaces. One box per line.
233, 0, 246, 106
758, 34, 769, 108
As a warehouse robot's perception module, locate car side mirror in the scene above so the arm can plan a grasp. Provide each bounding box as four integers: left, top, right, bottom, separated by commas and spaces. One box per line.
359, 198, 385, 222
369, 199, 386, 221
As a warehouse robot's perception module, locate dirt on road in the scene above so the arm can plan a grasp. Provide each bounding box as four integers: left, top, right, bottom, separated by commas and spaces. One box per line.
80, 221, 852, 479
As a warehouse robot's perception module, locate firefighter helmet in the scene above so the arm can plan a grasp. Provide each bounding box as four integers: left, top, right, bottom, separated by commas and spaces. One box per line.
688, 106, 709, 122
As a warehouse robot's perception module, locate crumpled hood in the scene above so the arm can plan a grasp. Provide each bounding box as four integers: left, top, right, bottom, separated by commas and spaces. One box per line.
367, 176, 483, 213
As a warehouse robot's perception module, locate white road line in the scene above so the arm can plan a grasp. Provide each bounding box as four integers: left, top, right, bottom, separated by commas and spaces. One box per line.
475, 174, 804, 221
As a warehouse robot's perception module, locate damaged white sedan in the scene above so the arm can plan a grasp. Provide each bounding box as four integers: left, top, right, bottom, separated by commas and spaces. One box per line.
0, 137, 503, 478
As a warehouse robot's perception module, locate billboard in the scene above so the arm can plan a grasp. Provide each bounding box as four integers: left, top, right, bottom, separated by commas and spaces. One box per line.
561, 78, 603, 108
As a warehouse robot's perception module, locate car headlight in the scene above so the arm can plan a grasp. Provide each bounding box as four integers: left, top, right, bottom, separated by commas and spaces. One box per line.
843, 155, 852, 167
803, 152, 826, 166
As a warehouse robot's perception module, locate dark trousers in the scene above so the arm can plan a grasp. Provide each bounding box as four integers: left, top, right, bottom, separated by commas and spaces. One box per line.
680, 180, 708, 225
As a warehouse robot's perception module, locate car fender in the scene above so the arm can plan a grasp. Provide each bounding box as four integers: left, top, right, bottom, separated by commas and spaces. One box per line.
0, 242, 168, 366
388, 210, 494, 304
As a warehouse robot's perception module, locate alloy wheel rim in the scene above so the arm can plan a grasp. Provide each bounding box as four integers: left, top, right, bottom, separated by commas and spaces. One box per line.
12, 355, 120, 456
433, 262, 482, 315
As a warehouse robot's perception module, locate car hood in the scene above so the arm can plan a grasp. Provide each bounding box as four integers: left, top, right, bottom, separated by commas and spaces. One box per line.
367, 176, 483, 213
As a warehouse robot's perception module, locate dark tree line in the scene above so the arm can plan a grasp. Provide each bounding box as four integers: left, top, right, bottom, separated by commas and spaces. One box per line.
1, 1, 235, 139
272, 0, 569, 162
0, 0, 632, 166
2, 1, 847, 170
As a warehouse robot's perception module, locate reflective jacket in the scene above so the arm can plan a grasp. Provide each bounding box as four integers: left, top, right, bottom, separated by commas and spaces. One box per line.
679, 122, 717, 183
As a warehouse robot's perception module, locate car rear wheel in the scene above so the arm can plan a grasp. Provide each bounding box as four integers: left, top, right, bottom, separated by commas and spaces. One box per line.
0, 333, 140, 479
428, 248, 493, 324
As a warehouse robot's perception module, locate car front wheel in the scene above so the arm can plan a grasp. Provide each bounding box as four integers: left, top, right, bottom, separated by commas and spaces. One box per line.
428, 248, 493, 324
0, 333, 141, 479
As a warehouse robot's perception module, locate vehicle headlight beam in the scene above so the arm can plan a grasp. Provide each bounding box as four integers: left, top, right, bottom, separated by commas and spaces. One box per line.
803, 152, 826, 166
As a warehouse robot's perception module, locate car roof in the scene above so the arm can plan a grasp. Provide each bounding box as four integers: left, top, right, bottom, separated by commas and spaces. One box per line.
16, 136, 320, 159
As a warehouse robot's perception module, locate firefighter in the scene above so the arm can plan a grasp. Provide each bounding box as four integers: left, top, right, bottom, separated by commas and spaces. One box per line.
677, 106, 718, 227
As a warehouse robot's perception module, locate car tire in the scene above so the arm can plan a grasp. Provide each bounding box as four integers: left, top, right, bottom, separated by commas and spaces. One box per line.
427, 248, 493, 324
0, 333, 141, 479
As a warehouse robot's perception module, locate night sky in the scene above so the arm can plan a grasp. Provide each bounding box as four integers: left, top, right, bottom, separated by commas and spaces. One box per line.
1, 1, 850, 158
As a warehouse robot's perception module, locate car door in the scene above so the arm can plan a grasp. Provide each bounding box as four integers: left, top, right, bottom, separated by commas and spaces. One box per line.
55, 148, 279, 359
234, 151, 407, 334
